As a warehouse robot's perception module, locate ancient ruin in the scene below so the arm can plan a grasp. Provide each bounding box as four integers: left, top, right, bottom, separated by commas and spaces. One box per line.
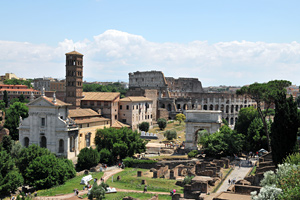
127, 71, 256, 127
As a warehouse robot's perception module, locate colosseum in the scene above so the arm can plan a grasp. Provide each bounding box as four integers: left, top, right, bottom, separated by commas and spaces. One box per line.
127, 71, 256, 127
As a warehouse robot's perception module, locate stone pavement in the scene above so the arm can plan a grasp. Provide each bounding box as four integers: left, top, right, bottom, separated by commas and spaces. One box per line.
216, 158, 256, 193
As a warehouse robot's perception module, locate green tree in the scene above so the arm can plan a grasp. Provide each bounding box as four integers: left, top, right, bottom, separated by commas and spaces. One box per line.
4, 79, 32, 88
164, 130, 177, 140
17, 144, 51, 182
246, 117, 268, 152
77, 147, 100, 171
4, 102, 29, 140
1, 135, 13, 152
200, 125, 244, 157
10, 141, 23, 160
175, 113, 186, 124
271, 93, 299, 165
0, 100, 5, 111
95, 127, 147, 162
237, 80, 291, 151
157, 118, 167, 130
3, 90, 8, 107
0, 148, 24, 194
138, 122, 149, 132
296, 96, 300, 107
88, 182, 106, 200
99, 148, 113, 165
25, 154, 69, 189
234, 106, 258, 136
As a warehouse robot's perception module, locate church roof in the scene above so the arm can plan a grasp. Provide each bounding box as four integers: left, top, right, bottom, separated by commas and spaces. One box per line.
65, 50, 83, 56
119, 96, 152, 102
82, 92, 120, 101
111, 120, 130, 128
69, 108, 100, 118
73, 117, 110, 124
42, 96, 71, 106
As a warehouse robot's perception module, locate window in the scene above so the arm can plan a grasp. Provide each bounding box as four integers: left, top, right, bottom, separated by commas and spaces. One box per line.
122, 119, 127, 123
120, 105, 122, 110
41, 118, 46, 126
115, 115, 117, 120
59, 139, 64, 153
126, 105, 129, 110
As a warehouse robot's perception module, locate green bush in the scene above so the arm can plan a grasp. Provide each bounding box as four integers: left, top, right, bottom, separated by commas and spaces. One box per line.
187, 150, 198, 158
122, 157, 157, 167
157, 118, 167, 130
77, 147, 100, 171
164, 130, 177, 140
183, 175, 194, 185
284, 152, 300, 165
139, 122, 150, 132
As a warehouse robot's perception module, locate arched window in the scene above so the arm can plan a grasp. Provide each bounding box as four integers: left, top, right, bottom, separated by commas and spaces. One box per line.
203, 105, 207, 110
167, 104, 172, 111
40, 136, 47, 148
209, 104, 213, 110
59, 139, 64, 153
24, 137, 29, 147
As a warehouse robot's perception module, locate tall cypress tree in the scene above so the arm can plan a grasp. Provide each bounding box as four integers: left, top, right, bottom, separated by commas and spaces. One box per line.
271, 92, 299, 165
3, 90, 8, 107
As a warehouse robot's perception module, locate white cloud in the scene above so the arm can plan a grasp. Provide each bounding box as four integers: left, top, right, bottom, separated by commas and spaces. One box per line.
1, 30, 300, 86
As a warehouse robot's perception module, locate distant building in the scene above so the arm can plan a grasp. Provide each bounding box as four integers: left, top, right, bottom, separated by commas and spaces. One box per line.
0, 73, 26, 82
81, 92, 120, 126
68, 108, 110, 150
119, 96, 153, 130
0, 84, 40, 102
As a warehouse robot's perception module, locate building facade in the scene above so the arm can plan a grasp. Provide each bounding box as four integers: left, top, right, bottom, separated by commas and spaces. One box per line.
119, 96, 153, 130
19, 94, 79, 159
0, 84, 40, 102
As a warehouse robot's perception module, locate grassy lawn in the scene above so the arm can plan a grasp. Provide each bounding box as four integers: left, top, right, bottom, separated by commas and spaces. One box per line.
104, 192, 171, 200
149, 121, 186, 144
107, 168, 183, 194
37, 171, 104, 196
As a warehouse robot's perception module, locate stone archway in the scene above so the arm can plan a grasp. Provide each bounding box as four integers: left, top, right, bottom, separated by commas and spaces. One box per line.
185, 110, 222, 150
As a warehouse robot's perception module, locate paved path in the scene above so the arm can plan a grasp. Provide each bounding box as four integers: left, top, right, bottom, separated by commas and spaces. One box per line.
216, 158, 257, 193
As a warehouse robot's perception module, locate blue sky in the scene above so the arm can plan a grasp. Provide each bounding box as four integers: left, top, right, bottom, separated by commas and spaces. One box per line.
1, 0, 300, 86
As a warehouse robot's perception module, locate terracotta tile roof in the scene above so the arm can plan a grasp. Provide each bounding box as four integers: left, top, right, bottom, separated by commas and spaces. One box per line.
0, 88, 39, 92
69, 109, 100, 118
119, 96, 152, 102
82, 92, 120, 101
111, 120, 130, 128
65, 50, 83, 56
0, 84, 28, 88
42, 96, 72, 106
73, 117, 110, 124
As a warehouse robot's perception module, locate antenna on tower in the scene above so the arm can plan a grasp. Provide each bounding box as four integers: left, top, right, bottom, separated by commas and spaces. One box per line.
74, 47, 75, 51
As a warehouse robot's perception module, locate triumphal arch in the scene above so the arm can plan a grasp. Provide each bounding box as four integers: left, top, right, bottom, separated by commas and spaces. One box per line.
185, 110, 222, 150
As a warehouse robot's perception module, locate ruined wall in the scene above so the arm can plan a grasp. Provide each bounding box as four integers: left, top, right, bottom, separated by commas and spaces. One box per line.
128, 71, 168, 89
166, 77, 204, 93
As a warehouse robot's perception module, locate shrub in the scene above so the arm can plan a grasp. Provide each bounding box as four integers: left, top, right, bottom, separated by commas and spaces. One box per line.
77, 147, 100, 171
164, 130, 177, 140
122, 157, 157, 167
183, 175, 194, 185
188, 150, 198, 158
138, 122, 150, 132
283, 152, 300, 165
157, 118, 167, 130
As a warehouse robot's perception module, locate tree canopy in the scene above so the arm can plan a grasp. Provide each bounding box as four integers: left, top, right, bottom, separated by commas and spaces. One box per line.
77, 147, 100, 171
3, 79, 32, 88
95, 127, 147, 163
199, 125, 244, 157
157, 118, 167, 130
271, 93, 299, 165
236, 80, 291, 151
175, 113, 186, 124
4, 102, 28, 140
138, 122, 149, 132
83, 82, 128, 98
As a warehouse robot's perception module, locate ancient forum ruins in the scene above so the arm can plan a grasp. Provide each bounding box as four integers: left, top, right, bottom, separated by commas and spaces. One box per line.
127, 71, 256, 127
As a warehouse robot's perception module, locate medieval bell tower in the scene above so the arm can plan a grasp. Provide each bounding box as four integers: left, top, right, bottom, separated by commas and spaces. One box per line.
65, 50, 83, 109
